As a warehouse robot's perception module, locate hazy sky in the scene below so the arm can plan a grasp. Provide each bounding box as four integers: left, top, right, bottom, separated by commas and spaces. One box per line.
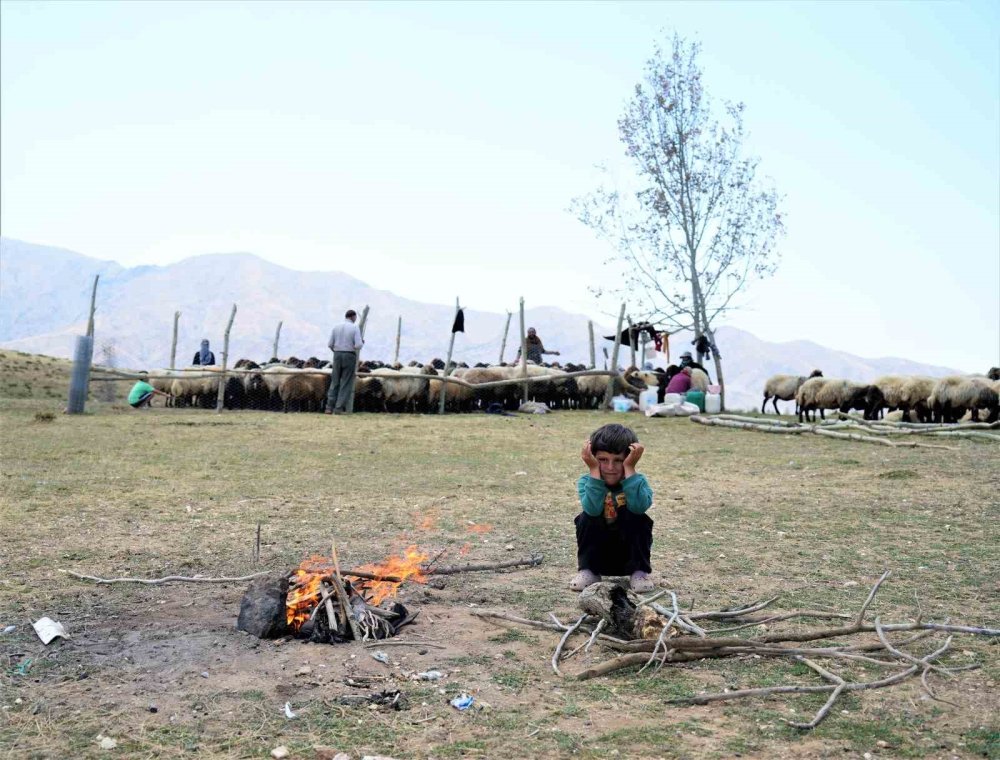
2, 1, 997, 372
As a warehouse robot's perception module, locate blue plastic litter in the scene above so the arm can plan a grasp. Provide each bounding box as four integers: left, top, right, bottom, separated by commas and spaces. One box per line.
450, 694, 474, 711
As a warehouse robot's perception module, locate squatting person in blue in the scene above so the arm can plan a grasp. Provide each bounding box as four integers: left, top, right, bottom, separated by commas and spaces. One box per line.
571, 423, 655, 593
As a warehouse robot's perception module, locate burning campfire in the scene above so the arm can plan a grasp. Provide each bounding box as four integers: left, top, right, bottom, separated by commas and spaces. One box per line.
283, 547, 426, 643
235, 546, 544, 644
237, 545, 429, 644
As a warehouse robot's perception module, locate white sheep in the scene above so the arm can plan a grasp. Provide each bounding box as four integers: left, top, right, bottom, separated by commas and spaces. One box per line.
796, 378, 866, 422
761, 369, 823, 415
928, 376, 999, 423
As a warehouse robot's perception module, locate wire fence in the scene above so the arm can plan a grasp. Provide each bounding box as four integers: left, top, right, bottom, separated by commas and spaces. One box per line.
58, 288, 653, 414
87, 364, 633, 414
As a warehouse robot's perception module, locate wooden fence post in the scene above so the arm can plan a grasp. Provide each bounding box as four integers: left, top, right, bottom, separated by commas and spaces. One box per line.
438, 298, 460, 414
588, 320, 596, 369
215, 304, 237, 413
626, 315, 636, 369
604, 303, 626, 410
393, 316, 402, 366
519, 297, 528, 404
499, 311, 512, 365
170, 311, 180, 369
85, 275, 99, 338
272, 321, 283, 360
347, 305, 370, 413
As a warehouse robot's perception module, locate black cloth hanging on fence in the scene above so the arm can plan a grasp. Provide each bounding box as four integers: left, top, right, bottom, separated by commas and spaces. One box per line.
451, 309, 465, 333
603, 322, 657, 351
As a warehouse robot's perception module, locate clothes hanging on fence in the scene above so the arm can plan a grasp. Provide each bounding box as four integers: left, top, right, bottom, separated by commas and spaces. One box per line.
655, 332, 670, 362
692, 334, 712, 360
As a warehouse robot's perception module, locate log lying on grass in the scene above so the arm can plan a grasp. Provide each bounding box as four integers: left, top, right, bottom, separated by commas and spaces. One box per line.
688, 415, 962, 450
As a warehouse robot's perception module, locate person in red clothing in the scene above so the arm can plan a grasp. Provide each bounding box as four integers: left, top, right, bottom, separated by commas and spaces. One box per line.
664, 367, 692, 395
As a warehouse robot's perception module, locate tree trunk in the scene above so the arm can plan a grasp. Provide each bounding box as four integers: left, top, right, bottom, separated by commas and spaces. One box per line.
703, 323, 725, 411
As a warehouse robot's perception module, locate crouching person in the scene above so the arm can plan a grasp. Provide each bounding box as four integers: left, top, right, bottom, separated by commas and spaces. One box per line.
571, 423, 654, 593
128, 376, 171, 409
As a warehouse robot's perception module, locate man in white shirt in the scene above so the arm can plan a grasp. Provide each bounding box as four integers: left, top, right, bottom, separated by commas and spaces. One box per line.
325, 309, 364, 414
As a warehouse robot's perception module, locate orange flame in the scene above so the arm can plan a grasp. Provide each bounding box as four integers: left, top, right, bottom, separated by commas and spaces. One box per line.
466, 523, 493, 534
355, 545, 429, 605
286, 555, 335, 631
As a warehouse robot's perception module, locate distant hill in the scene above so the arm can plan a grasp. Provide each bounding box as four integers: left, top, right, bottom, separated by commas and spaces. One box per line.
0, 237, 963, 410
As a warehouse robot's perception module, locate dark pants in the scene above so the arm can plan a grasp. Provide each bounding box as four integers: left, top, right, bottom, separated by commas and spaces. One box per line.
130, 391, 154, 408
327, 351, 356, 412
575, 510, 653, 576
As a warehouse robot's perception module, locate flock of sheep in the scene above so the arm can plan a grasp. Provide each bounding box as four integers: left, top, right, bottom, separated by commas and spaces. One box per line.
761, 368, 1000, 423
149, 356, 654, 413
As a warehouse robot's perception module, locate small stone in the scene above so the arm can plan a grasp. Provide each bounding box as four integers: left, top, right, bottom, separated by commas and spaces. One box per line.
314, 749, 350, 760
148, 705, 158, 713
271, 746, 289, 759
876, 740, 889, 748
200, 671, 209, 678
296, 666, 313, 676
504, 544, 514, 551
99, 737, 117, 750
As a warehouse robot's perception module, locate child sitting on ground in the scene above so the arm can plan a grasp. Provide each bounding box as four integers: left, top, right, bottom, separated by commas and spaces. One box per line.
571, 423, 654, 593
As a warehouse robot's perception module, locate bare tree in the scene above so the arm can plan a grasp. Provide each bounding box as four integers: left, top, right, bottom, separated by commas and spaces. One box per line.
574, 35, 784, 409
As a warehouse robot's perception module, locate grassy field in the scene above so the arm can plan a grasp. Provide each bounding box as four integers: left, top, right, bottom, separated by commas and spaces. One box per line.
1, 350, 998, 759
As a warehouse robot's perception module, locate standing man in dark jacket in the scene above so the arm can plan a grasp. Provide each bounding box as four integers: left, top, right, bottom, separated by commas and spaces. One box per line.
192, 339, 216, 365
325, 310, 364, 414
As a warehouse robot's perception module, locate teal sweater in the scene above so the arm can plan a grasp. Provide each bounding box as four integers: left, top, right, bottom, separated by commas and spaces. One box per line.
577, 473, 653, 522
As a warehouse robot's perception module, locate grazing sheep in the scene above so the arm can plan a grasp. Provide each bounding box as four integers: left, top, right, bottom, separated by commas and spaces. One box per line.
371, 365, 435, 413
169, 366, 222, 408
864, 375, 909, 420
429, 367, 473, 412
897, 376, 936, 423
149, 370, 180, 407
928, 376, 999, 423
279, 370, 329, 412
575, 373, 609, 409
463, 366, 518, 410
796, 378, 866, 422
839, 382, 878, 419
352, 375, 386, 413
761, 370, 823, 415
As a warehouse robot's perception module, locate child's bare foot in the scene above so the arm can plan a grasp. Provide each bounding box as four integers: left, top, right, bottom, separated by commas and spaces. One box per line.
630, 571, 654, 593
569, 569, 601, 592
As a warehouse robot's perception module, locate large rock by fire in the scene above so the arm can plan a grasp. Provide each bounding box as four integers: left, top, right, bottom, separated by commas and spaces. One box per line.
237, 573, 288, 638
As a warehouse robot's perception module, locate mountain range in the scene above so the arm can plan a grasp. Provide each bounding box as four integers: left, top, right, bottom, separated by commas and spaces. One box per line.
0, 237, 962, 411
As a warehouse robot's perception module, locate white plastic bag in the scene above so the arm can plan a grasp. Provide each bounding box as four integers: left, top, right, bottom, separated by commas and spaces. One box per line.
645, 401, 700, 418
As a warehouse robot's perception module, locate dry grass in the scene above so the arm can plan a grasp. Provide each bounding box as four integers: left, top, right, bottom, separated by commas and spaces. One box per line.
0, 351, 998, 759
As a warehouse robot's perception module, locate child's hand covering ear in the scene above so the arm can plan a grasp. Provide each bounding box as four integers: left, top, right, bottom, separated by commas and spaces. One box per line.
623, 442, 644, 476
581, 440, 600, 477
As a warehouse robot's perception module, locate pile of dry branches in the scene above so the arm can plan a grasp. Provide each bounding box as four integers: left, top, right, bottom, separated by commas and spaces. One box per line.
690, 414, 1000, 449
473, 571, 998, 729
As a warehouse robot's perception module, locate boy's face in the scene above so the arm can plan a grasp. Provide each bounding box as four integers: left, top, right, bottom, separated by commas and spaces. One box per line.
594, 450, 627, 486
